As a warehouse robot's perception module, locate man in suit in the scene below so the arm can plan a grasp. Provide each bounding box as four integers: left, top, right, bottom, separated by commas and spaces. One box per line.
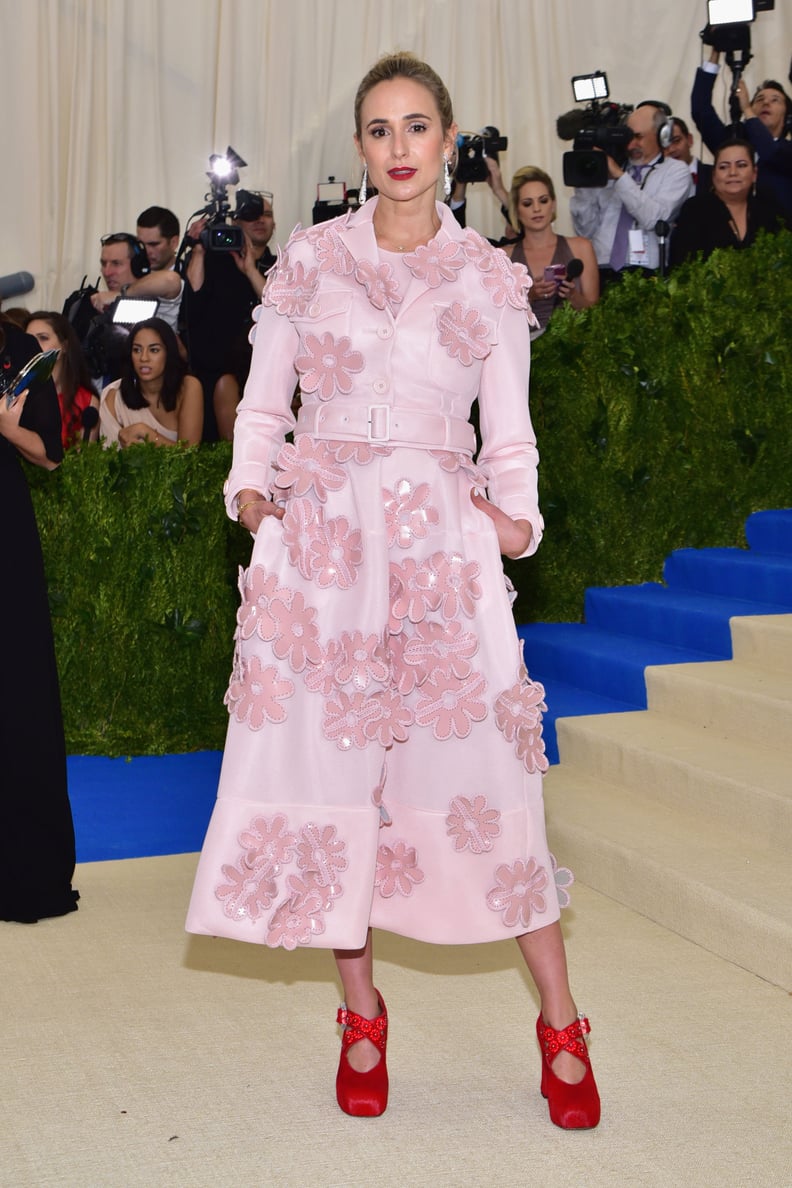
663, 118, 713, 195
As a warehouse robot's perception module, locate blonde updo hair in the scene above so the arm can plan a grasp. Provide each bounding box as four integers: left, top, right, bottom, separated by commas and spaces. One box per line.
508, 166, 556, 232
354, 52, 455, 139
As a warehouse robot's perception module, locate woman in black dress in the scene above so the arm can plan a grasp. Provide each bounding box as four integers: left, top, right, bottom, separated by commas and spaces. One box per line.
670, 139, 790, 268
0, 317, 79, 922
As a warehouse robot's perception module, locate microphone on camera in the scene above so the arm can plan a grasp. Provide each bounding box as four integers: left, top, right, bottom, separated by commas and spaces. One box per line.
81, 405, 99, 441
565, 258, 584, 282
0, 271, 35, 300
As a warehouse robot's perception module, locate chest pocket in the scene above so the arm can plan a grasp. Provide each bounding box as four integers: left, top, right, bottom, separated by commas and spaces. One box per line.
293, 289, 352, 339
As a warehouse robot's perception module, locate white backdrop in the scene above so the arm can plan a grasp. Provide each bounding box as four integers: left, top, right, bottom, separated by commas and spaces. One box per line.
3, 0, 790, 308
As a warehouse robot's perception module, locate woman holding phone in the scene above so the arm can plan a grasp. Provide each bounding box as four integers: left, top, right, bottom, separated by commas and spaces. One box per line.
499, 166, 599, 335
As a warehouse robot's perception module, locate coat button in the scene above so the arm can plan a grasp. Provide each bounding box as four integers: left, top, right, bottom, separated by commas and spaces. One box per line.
373, 379, 388, 395
377, 325, 393, 339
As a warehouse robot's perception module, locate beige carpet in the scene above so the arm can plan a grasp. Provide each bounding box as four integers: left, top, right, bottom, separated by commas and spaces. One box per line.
2, 853, 790, 1188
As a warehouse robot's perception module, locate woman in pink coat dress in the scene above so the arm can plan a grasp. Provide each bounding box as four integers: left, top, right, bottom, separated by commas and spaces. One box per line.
186, 52, 600, 1129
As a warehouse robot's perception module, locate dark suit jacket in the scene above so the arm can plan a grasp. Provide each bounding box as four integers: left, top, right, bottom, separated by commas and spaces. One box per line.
691, 68, 792, 217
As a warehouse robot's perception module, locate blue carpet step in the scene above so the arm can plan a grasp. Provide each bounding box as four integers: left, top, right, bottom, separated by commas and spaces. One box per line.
745, 508, 792, 556
583, 584, 792, 656
518, 622, 715, 708
663, 547, 792, 604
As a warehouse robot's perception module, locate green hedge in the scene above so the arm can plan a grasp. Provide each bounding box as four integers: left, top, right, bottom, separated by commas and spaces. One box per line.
29, 232, 792, 754
28, 443, 247, 755
509, 229, 792, 622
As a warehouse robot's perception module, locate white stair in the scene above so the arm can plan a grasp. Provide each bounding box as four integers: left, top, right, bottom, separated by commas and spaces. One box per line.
544, 614, 792, 990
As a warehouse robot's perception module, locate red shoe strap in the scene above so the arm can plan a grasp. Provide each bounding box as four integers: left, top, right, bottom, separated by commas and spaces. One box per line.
538, 1014, 592, 1066
337, 1002, 388, 1054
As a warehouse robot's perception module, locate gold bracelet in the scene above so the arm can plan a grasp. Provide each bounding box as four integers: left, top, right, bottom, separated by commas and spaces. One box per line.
237, 499, 261, 521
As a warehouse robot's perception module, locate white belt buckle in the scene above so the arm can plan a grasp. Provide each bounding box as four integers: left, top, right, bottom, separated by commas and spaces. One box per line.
368, 404, 390, 442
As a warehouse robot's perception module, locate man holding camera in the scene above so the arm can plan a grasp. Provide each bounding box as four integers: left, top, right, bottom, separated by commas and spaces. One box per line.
570, 103, 693, 284
182, 191, 276, 441
89, 208, 184, 332
692, 47, 792, 217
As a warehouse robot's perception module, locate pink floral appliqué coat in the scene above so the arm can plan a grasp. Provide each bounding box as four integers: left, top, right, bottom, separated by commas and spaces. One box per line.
185, 198, 566, 950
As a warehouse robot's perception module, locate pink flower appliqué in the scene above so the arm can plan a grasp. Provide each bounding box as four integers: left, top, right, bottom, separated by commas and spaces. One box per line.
270, 590, 323, 673
446, 795, 501, 854
266, 882, 326, 949
215, 861, 278, 922
308, 512, 363, 589
364, 689, 413, 746
335, 630, 390, 692
323, 690, 380, 750
281, 497, 318, 580
273, 436, 346, 502
237, 565, 283, 641
389, 557, 442, 624
462, 232, 496, 272
238, 813, 297, 873
375, 840, 425, 897
437, 302, 491, 366
326, 440, 392, 465
486, 858, 549, 928
428, 449, 463, 472
423, 551, 482, 620
494, 677, 546, 738
303, 637, 342, 696
383, 479, 440, 549
482, 253, 531, 310
354, 259, 402, 311
403, 619, 478, 681
295, 332, 364, 401
414, 670, 488, 741
404, 240, 466, 287
294, 822, 348, 886
314, 226, 355, 275
551, 853, 574, 909
226, 656, 295, 729
388, 626, 425, 695
263, 258, 319, 316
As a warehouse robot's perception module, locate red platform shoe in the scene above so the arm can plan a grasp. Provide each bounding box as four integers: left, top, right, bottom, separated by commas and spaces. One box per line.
536, 1012, 601, 1129
335, 991, 389, 1117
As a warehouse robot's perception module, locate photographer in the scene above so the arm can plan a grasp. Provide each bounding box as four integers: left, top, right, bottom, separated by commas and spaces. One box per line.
181, 191, 276, 441
569, 103, 693, 284
691, 47, 792, 217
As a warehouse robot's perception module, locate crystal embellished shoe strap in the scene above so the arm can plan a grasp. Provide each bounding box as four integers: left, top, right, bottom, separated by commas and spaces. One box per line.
538, 1013, 592, 1065
337, 1003, 388, 1053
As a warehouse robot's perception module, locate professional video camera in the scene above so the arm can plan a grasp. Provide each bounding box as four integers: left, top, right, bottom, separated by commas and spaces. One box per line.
557, 73, 634, 188
312, 178, 361, 225
700, 1, 776, 124
454, 127, 508, 184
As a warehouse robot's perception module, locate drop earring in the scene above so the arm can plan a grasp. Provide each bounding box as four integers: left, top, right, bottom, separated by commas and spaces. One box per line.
443, 156, 452, 198
359, 164, 368, 204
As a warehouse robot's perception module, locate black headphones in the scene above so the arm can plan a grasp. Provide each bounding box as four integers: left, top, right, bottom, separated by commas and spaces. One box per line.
100, 232, 150, 278
636, 100, 675, 150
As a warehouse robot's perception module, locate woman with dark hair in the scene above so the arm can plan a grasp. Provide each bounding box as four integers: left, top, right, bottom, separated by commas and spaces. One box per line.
0, 314, 79, 922
670, 139, 790, 268
25, 310, 99, 447
186, 52, 600, 1128
99, 317, 203, 446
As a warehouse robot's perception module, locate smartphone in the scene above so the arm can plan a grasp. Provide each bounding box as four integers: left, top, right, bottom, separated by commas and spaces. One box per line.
543, 264, 567, 287
4, 349, 59, 409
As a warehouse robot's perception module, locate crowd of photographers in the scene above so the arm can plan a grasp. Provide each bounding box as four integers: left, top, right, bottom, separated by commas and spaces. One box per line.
2, 33, 791, 449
